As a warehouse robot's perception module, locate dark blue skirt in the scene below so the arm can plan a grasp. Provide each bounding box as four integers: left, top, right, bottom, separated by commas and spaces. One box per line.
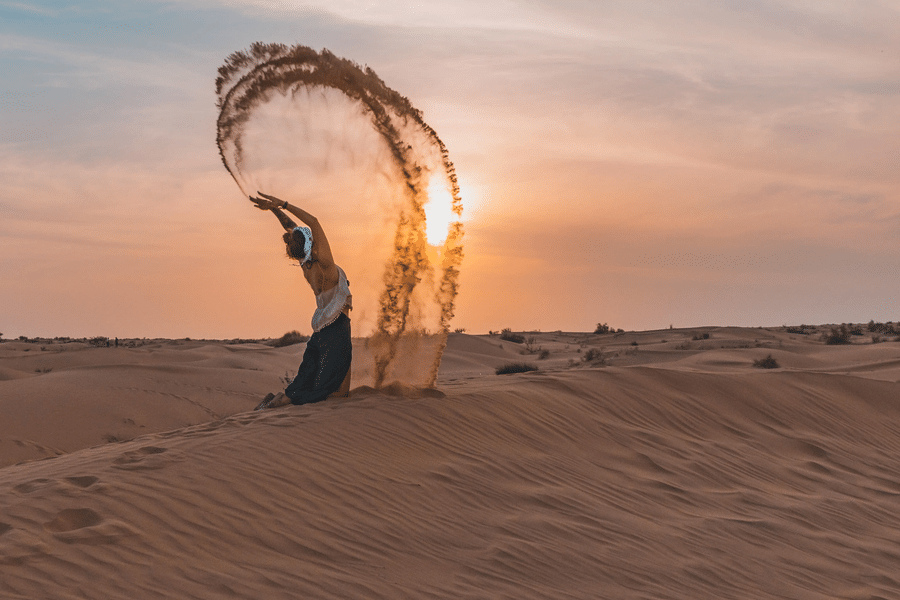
284, 313, 352, 405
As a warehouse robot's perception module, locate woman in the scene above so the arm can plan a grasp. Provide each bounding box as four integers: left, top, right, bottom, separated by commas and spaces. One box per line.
251, 192, 352, 410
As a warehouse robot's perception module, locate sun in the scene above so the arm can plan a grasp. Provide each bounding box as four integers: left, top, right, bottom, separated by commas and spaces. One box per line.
424, 178, 466, 246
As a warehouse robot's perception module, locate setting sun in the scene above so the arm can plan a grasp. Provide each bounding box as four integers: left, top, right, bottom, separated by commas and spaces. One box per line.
424, 179, 461, 246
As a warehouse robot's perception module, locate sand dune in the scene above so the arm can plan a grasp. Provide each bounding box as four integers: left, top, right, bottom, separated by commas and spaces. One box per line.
2, 327, 900, 598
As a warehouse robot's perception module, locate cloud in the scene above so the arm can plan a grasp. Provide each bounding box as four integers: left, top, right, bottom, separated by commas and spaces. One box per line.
1, 33, 200, 93
0, 1, 59, 16
213, 0, 577, 34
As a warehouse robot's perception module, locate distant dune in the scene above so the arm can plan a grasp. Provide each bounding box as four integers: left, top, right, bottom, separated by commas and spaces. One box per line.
2, 326, 900, 598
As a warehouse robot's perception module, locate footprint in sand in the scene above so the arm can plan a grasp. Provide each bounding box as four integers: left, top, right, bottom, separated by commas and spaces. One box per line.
65, 476, 99, 488
44, 508, 102, 532
13, 478, 56, 494
12, 476, 99, 496
43, 508, 136, 545
0, 522, 50, 565
112, 445, 180, 470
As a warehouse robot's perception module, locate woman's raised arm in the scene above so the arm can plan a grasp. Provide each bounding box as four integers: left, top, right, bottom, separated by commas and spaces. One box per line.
251, 192, 335, 269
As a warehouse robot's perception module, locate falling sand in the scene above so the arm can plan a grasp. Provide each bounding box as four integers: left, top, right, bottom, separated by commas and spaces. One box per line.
215, 44, 463, 388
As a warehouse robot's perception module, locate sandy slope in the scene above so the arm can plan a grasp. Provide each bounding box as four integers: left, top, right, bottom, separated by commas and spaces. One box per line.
2, 327, 900, 598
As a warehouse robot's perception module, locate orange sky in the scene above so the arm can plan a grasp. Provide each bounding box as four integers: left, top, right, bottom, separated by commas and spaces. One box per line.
1, 1, 898, 338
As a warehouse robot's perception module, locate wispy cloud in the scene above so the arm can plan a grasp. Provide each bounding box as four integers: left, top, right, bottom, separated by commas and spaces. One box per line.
0, 1, 60, 16
1, 33, 200, 92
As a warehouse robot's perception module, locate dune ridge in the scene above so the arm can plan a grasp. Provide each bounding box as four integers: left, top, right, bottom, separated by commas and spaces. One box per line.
3, 327, 900, 599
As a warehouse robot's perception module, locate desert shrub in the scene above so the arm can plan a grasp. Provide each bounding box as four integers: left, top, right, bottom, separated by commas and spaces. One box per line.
273, 330, 309, 347
824, 325, 851, 345
538, 349, 550, 360
594, 323, 611, 334
582, 348, 606, 365
692, 333, 710, 340
753, 355, 780, 369
499, 328, 526, 344
88, 336, 108, 347
631, 341, 638, 346
495, 362, 538, 375
453, 327, 466, 334
785, 325, 811, 335
523, 336, 540, 353
867, 321, 897, 335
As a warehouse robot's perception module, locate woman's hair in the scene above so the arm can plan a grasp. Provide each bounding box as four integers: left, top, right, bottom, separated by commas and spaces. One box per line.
283, 228, 307, 261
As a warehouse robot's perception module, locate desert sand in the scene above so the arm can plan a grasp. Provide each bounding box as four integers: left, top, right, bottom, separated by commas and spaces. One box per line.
2, 325, 900, 598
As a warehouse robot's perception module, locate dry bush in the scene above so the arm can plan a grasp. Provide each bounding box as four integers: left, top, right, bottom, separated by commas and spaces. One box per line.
582, 348, 606, 365
867, 320, 897, 335
499, 328, 526, 344
523, 336, 542, 353
753, 355, 780, 369
785, 325, 812, 335
595, 323, 624, 334
273, 330, 309, 347
495, 363, 538, 375
824, 325, 851, 345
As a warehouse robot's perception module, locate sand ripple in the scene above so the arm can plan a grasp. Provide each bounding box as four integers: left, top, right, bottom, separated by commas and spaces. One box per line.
2, 362, 900, 598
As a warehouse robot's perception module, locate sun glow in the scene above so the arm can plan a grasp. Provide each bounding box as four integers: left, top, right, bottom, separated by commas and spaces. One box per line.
424, 180, 457, 246
423, 177, 474, 247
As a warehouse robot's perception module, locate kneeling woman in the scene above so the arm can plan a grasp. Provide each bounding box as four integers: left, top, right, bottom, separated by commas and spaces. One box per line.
251, 192, 352, 410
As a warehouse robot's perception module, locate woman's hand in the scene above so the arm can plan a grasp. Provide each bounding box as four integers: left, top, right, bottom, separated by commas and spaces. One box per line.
249, 192, 284, 210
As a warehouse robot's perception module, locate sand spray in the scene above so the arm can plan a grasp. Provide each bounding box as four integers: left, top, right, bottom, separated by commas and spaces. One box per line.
216, 44, 463, 388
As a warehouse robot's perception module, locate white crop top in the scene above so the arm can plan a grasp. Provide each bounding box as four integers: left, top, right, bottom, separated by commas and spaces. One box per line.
311, 265, 352, 332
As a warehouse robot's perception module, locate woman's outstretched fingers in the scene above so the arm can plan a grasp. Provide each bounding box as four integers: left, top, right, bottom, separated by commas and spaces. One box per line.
249, 195, 273, 210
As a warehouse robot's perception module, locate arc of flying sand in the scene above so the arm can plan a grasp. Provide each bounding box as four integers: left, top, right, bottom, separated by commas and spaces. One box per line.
215, 43, 463, 388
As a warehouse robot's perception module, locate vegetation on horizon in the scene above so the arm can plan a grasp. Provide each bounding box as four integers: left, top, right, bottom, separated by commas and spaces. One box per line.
824, 325, 852, 345
499, 328, 526, 344
272, 330, 310, 347
594, 323, 624, 335
867, 320, 897, 335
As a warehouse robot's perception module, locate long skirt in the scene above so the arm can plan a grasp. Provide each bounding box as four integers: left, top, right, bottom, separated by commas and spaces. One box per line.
284, 313, 352, 405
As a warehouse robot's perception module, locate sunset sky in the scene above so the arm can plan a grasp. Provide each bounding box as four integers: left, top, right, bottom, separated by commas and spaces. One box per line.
2, 1, 898, 339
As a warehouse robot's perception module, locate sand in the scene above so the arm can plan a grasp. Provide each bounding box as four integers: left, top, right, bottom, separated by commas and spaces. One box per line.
2, 326, 900, 598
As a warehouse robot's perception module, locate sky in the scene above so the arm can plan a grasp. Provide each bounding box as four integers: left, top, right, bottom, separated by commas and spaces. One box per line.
1, 0, 898, 339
